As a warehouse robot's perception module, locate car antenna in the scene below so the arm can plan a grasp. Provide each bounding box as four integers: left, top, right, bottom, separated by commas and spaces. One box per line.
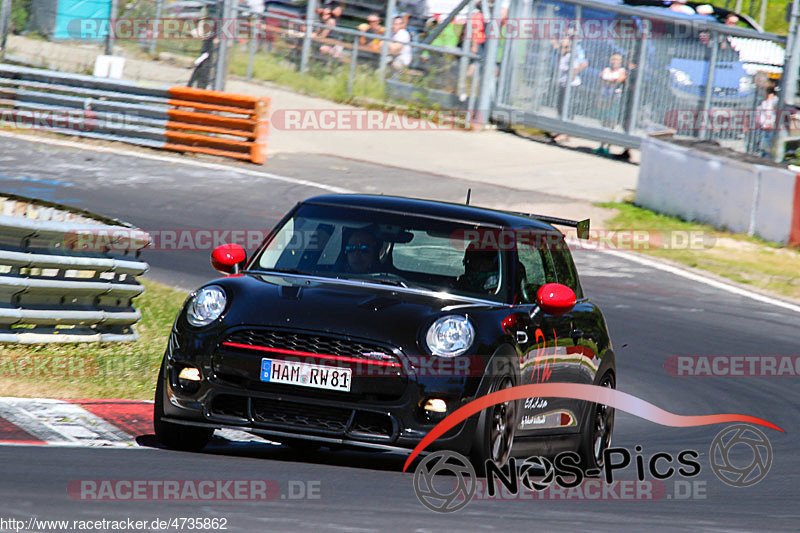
465, 188, 471, 205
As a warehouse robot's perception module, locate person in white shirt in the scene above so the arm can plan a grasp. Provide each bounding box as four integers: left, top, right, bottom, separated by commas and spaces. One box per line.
388, 16, 412, 71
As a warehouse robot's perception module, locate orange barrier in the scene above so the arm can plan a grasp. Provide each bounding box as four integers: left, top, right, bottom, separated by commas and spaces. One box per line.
164, 87, 270, 164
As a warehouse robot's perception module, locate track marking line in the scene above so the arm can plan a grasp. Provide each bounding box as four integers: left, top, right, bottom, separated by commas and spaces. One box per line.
0, 130, 354, 194
583, 247, 800, 314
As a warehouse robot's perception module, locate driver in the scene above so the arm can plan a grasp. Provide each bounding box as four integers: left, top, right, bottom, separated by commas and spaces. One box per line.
344, 229, 380, 274
456, 243, 500, 294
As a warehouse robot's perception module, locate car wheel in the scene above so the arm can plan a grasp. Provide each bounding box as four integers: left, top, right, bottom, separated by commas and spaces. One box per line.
471, 374, 517, 472
154, 362, 213, 451
578, 373, 615, 475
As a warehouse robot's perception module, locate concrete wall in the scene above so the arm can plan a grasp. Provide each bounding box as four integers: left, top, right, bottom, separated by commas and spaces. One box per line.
637, 137, 800, 244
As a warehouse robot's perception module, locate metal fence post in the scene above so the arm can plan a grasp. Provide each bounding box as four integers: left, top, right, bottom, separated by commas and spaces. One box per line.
0, 0, 11, 56
105, 0, 119, 55
246, 16, 258, 80
378, 0, 397, 79
348, 35, 359, 97
148, 0, 164, 56
775, 0, 800, 161
213, 0, 232, 91
475, 0, 504, 125
456, 13, 473, 98
699, 31, 718, 141
300, 0, 318, 72
626, 28, 648, 135
560, 5, 582, 121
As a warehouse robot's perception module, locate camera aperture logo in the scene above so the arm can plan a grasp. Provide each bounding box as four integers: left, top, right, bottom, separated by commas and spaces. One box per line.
709, 424, 772, 488
413, 451, 476, 513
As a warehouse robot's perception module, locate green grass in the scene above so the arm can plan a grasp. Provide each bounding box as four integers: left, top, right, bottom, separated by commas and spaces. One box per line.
599, 200, 800, 299
228, 49, 386, 104
0, 279, 188, 399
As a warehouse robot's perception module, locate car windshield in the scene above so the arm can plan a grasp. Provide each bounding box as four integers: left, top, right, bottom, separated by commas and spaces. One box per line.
253, 203, 508, 302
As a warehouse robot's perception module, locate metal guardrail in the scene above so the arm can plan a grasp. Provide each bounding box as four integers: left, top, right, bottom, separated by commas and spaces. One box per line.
0, 194, 151, 343
0, 64, 270, 163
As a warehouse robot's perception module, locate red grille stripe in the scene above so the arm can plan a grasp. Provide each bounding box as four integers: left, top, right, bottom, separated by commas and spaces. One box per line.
220, 342, 402, 367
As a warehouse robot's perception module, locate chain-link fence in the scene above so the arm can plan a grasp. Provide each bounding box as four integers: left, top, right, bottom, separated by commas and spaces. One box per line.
495, 0, 786, 155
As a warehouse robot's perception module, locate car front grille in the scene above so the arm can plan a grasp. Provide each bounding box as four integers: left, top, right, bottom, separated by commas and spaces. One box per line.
223, 328, 402, 367
208, 394, 395, 439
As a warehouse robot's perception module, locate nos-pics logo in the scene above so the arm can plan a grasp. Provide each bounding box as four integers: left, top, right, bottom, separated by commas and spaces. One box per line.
412, 424, 773, 513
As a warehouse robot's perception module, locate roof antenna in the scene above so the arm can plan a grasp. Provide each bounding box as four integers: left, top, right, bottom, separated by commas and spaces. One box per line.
465, 188, 471, 205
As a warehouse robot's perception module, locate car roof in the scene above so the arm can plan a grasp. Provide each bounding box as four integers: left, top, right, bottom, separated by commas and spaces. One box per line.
302, 194, 560, 232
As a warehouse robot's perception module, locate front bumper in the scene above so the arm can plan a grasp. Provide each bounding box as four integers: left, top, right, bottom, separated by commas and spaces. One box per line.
160, 327, 487, 455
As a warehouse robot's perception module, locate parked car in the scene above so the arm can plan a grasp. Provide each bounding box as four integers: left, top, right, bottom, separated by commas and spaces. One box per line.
154, 194, 616, 472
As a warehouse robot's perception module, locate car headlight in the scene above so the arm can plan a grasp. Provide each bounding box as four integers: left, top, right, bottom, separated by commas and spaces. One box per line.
186, 286, 227, 327
426, 315, 475, 357
670, 69, 693, 87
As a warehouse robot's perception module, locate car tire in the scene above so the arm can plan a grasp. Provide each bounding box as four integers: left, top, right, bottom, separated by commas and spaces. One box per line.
470, 373, 517, 474
154, 362, 213, 452
577, 372, 615, 476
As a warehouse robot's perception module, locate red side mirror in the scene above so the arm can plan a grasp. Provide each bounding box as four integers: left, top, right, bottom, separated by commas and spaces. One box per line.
211, 244, 247, 275
536, 283, 576, 316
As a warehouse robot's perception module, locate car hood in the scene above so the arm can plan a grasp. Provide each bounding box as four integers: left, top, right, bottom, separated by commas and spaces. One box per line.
207, 272, 507, 347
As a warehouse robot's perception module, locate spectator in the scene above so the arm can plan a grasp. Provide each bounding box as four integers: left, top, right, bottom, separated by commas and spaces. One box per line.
553, 38, 588, 143
724, 13, 740, 26
387, 16, 412, 71
757, 85, 778, 158
358, 13, 385, 54
315, 7, 344, 58
669, 0, 695, 15
594, 53, 627, 155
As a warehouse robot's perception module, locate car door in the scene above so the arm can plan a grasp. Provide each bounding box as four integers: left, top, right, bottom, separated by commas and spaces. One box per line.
514, 234, 599, 437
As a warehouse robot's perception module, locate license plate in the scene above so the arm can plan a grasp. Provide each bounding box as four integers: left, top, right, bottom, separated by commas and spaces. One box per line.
260, 358, 352, 392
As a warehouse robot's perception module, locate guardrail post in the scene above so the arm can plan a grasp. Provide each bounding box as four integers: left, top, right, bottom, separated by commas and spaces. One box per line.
475, 0, 504, 126
0, 0, 10, 56
699, 30, 718, 141
348, 35, 359, 97
300, 0, 318, 72
148, 0, 164, 57
626, 27, 648, 135
378, 0, 397, 79
105, 0, 119, 56
560, 5, 582, 121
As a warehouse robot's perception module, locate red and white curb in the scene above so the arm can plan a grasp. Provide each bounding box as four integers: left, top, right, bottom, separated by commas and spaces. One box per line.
0, 398, 276, 448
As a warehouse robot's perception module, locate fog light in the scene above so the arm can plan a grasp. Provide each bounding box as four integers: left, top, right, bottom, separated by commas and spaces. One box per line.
177, 366, 202, 394
178, 367, 201, 381
424, 399, 448, 413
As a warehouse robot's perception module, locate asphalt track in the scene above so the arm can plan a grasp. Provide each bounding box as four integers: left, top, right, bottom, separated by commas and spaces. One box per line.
0, 135, 798, 532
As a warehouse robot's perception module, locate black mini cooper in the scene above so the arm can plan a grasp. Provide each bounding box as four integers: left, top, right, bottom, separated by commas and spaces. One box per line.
155, 194, 616, 471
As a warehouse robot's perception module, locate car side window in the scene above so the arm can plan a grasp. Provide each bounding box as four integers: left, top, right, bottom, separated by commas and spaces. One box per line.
517, 247, 557, 304
550, 242, 583, 299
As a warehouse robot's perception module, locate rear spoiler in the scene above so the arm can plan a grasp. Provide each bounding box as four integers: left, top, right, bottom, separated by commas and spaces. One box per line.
509, 212, 591, 240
